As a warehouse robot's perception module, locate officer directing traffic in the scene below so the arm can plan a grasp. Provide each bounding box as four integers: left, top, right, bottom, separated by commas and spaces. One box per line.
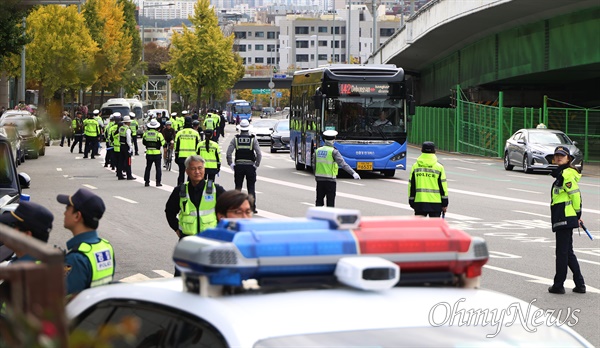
548, 146, 586, 294
408, 141, 448, 217
226, 119, 262, 213
143, 119, 166, 187
314, 130, 360, 207
57, 188, 114, 295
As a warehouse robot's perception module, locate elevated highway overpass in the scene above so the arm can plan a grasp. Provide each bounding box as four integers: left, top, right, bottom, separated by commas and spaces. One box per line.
369, 0, 599, 107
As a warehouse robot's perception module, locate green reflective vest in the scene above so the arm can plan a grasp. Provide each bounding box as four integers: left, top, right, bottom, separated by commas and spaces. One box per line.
83, 118, 99, 136
175, 128, 200, 159
408, 153, 448, 204
551, 167, 582, 231
178, 181, 217, 235
203, 116, 215, 131
76, 239, 115, 288
315, 146, 338, 179
196, 140, 221, 169
143, 129, 165, 155
130, 119, 139, 134
111, 124, 120, 152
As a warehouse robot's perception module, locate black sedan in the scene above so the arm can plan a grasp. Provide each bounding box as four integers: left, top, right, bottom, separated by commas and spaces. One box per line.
0, 113, 46, 159
270, 120, 290, 153
504, 128, 583, 173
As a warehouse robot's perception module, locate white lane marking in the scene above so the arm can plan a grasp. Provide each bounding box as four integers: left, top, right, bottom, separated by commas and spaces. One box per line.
63, 175, 69, 178
456, 167, 476, 171
339, 180, 364, 186
75, 156, 83, 159
488, 251, 522, 259
229, 171, 478, 220
82, 184, 97, 190
380, 179, 600, 215
507, 174, 538, 180
57, 168, 62, 171
152, 270, 174, 278
483, 265, 600, 294
264, 165, 276, 168
292, 172, 310, 176
508, 188, 541, 194
120, 273, 151, 283
256, 210, 295, 219
301, 202, 314, 206
579, 259, 600, 266
579, 182, 600, 188
513, 210, 550, 218
114, 196, 138, 204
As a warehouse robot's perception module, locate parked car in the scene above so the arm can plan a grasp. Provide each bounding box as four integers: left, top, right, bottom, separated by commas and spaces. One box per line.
0, 112, 46, 159
249, 118, 279, 145
270, 119, 290, 153
0, 125, 24, 167
504, 128, 583, 173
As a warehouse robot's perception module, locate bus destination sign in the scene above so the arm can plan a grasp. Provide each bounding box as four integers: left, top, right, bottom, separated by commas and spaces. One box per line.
339, 83, 389, 96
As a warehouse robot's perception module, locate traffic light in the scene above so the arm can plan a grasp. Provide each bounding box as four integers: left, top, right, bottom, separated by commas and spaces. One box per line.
273, 66, 278, 73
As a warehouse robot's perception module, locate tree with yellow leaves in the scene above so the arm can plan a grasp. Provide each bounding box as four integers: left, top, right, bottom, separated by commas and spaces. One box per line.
82, 0, 132, 104
24, 5, 98, 107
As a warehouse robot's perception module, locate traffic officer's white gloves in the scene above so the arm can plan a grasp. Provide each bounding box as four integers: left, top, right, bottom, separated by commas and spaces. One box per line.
230, 164, 235, 171
353, 173, 361, 180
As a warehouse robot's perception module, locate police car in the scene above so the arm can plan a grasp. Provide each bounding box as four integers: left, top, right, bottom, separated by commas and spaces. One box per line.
67, 208, 593, 347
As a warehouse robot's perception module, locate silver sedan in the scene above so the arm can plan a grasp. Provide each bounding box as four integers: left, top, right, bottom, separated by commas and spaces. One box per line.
503, 128, 583, 173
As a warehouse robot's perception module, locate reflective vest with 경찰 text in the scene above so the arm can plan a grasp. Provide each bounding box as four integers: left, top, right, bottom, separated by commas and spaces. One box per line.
178, 181, 217, 235
75, 238, 115, 288
314, 146, 338, 179
175, 128, 200, 158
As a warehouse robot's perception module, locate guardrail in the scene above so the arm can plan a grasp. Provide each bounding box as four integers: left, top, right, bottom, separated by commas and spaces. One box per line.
243, 68, 296, 78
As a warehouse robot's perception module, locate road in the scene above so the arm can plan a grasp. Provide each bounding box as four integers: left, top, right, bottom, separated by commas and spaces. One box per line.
18, 121, 600, 346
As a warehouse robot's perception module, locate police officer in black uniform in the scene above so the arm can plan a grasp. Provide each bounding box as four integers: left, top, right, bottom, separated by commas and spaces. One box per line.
226, 119, 262, 213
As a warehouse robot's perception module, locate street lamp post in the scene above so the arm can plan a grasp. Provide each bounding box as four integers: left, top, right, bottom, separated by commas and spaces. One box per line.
268, 48, 275, 109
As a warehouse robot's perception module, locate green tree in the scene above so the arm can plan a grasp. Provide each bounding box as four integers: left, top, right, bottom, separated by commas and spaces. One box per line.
25, 5, 98, 107
0, 0, 29, 66
164, 0, 242, 108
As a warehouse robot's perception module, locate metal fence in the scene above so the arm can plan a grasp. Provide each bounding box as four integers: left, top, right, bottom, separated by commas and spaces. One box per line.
410, 87, 599, 163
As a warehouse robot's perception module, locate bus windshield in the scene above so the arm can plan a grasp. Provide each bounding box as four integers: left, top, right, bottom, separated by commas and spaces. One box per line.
234, 104, 251, 114
323, 96, 405, 140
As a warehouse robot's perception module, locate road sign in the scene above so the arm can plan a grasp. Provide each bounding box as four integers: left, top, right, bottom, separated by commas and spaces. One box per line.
268, 81, 275, 89
273, 74, 287, 79
276, 92, 282, 98
252, 89, 270, 94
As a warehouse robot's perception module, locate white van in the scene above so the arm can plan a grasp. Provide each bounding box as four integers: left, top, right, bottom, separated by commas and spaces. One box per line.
100, 98, 131, 121
126, 99, 146, 135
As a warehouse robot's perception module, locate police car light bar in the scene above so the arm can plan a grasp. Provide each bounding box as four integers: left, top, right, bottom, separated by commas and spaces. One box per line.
335, 257, 399, 291
173, 209, 489, 289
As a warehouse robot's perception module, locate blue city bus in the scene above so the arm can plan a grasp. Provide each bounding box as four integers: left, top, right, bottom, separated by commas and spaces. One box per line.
289, 64, 414, 177
226, 100, 252, 123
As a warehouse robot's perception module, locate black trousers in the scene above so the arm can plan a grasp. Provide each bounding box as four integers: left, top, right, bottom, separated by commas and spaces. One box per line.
118, 145, 133, 179
553, 228, 585, 288
60, 130, 71, 146
71, 134, 83, 153
132, 135, 139, 154
144, 154, 162, 184
234, 164, 257, 209
105, 147, 114, 168
205, 168, 219, 182
316, 180, 337, 207
414, 211, 442, 218
84, 135, 98, 158
176, 157, 186, 186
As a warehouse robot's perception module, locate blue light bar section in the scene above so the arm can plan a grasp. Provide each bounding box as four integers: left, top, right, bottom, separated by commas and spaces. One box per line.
233, 229, 358, 258
203, 218, 335, 242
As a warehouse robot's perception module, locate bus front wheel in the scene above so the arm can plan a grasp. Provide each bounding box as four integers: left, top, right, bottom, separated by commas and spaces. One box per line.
382, 170, 395, 177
